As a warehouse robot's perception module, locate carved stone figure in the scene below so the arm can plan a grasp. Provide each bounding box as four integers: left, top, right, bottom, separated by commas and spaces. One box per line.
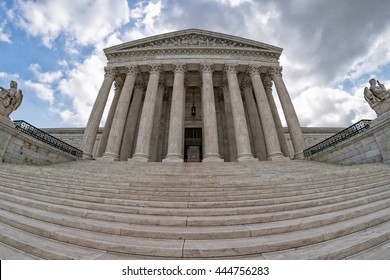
0, 80, 23, 118
364, 79, 390, 116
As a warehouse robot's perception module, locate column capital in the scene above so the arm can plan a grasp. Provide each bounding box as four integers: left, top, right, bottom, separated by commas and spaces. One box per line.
224, 63, 238, 74
124, 64, 139, 76
173, 62, 187, 74
200, 62, 214, 74
104, 66, 117, 78
148, 63, 162, 74
247, 64, 261, 77
269, 66, 283, 77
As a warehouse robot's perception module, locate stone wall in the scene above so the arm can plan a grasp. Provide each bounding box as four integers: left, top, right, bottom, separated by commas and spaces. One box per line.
308, 112, 390, 165
0, 118, 79, 165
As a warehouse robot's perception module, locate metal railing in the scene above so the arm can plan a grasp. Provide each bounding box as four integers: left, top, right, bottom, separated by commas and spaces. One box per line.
303, 119, 372, 157
13, 120, 83, 158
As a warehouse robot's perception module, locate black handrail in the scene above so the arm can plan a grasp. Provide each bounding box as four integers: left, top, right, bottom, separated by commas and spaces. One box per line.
303, 119, 372, 157
13, 120, 83, 158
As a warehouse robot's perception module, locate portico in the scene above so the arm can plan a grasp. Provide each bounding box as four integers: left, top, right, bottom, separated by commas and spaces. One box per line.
81, 29, 305, 162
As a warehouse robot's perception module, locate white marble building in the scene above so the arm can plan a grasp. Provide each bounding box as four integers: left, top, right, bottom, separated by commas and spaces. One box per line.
81, 29, 306, 162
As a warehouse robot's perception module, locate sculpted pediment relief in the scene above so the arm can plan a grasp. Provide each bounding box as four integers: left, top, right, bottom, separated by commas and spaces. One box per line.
105, 29, 282, 54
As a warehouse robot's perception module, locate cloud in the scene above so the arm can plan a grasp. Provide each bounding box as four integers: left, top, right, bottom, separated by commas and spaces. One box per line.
57, 49, 109, 126
24, 80, 55, 104
13, 0, 129, 48
292, 86, 376, 127
0, 20, 11, 43
4, 0, 390, 129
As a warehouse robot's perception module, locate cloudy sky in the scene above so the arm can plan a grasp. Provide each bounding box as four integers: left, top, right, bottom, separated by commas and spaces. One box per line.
1, 0, 389, 128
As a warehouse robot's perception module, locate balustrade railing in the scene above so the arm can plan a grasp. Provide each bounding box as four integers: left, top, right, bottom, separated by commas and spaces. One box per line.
13, 120, 83, 158
303, 119, 372, 157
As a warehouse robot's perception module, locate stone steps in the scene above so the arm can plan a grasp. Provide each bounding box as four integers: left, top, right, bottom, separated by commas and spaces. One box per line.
0, 192, 389, 240
0, 160, 389, 259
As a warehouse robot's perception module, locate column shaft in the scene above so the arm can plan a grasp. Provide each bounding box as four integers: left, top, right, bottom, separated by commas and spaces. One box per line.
200, 62, 223, 162
221, 81, 237, 162
150, 80, 165, 162
263, 75, 291, 158
270, 66, 306, 159
248, 65, 284, 160
243, 81, 267, 160
164, 62, 186, 162
225, 63, 255, 161
119, 82, 144, 160
97, 77, 123, 157
132, 64, 162, 162
102, 65, 138, 160
81, 66, 116, 159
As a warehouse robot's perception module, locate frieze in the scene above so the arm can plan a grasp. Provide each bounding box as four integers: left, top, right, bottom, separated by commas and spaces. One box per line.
107, 48, 279, 64
130, 34, 267, 50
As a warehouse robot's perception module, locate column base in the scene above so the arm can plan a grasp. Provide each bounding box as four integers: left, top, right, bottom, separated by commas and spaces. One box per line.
203, 153, 224, 162
236, 153, 258, 162
131, 153, 150, 162
163, 154, 184, 162
267, 152, 289, 161
98, 152, 119, 161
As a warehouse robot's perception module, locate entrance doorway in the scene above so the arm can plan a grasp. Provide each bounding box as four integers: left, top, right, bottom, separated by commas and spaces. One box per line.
184, 128, 202, 162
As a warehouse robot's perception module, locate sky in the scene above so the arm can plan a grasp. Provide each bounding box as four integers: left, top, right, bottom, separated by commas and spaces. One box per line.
1, 0, 390, 128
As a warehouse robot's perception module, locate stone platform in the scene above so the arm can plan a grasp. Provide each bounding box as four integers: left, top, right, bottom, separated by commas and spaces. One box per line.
0, 160, 389, 259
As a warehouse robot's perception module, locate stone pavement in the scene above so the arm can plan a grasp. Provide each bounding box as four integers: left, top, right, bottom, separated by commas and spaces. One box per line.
0, 160, 389, 259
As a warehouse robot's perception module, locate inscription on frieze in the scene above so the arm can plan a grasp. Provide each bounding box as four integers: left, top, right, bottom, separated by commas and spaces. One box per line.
132, 34, 266, 50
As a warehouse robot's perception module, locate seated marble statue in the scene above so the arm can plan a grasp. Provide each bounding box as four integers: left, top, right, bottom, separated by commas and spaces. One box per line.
364, 79, 389, 105
0, 80, 23, 117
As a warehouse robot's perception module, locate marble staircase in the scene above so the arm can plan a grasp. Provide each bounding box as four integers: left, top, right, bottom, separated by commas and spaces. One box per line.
0, 160, 389, 259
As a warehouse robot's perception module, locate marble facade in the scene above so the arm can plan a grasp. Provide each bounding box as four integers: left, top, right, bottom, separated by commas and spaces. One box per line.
81, 29, 306, 162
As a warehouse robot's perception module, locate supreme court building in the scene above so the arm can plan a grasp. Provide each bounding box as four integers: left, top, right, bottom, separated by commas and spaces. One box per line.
81, 29, 306, 162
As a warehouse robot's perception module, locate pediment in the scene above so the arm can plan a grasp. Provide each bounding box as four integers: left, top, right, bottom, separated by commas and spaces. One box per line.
104, 29, 283, 55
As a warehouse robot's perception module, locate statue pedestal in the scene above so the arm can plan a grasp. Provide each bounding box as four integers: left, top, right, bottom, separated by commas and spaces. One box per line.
0, 114, 15, 128
373, 96, 390, 116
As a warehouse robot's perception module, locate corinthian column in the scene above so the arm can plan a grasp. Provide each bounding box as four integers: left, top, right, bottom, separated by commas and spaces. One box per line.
242, 80, 267, 160
269, 66, 306, 159
200, 62, 223, 162
221, 80, 237, 162
224, 63, 256, 161
163, 62, 186, 162
248, 65, 284, 160
81, 66, 116, 159
119, 81, 144, 161
132, 63, 162, 162
150, 79, 166, 162
102, 65, 138, 160
263, 75, 290, 158
97, 76, 123, 157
